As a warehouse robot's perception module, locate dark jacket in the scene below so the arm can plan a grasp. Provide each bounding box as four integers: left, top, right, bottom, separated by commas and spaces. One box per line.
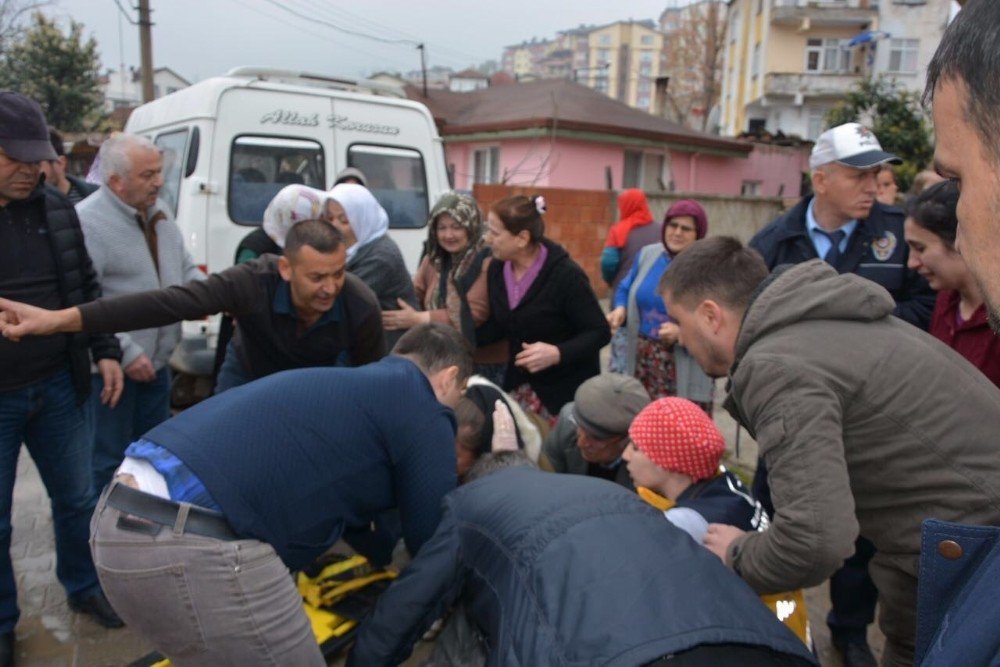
916, 519, 1000, 666
144, 357, 457, 571
0, 185, 121, 400
348, 234, 417, 349
749, 196, 936, 329
676, 469, 767, 531
66, 175, 98, 202
79, 255, 386, 380
483, 240, 611, 414
348, 467, 816, 667
542, 402, 633, 490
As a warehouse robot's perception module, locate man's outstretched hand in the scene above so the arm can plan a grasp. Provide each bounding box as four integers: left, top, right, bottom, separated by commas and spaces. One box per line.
0, 298, 80, 341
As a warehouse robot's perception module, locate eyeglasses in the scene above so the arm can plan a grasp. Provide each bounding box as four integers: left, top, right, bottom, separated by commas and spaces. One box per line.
666, 221, 697, 234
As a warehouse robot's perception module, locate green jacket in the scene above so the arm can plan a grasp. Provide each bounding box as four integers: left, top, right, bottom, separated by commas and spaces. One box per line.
724, 260, 1000, 596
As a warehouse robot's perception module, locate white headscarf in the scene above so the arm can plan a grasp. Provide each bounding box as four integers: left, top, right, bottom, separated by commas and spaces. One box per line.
328, 183, 389, 260
261, 184, 327, 248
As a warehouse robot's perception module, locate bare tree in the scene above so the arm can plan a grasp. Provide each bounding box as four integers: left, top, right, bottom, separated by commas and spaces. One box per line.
661, 0, 726, 131
0, 0, 48, 53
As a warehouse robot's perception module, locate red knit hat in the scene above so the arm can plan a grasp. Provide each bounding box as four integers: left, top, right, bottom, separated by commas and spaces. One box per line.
628, 397, 725, 482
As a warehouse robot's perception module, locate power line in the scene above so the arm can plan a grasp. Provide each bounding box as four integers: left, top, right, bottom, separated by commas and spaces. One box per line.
258, 0, 420, 46
111, 0, 138, 25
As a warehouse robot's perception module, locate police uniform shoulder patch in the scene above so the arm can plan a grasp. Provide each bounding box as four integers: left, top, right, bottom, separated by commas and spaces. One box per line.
871, 231, 897, 261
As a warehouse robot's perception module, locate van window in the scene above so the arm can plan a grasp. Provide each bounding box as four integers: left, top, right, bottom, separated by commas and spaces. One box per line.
154, 129, 188, 217
229, 136, 325, 225
347, 145, 428, 229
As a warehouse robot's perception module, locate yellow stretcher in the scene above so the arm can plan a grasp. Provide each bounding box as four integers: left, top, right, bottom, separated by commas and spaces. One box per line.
637, 486, 812, 647
128, 553, 397, 667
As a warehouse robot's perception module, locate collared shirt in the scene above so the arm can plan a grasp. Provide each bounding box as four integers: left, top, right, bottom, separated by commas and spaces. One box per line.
805, 198, 858, 259
124, 438, 221, 511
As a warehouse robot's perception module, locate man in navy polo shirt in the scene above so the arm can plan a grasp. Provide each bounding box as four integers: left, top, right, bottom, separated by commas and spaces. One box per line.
86, 323, 470, 666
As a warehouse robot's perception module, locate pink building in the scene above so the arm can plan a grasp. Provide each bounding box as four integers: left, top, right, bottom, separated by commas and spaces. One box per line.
409, 79, 806, 198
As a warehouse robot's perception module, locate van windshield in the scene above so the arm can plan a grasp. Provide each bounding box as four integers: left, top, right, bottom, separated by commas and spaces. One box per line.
347, 145, 428, 229
228, 136, 325, 225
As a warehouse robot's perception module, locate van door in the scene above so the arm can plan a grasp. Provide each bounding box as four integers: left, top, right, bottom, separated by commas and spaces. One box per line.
330, 98, 439, 272
207, 89, 329, 273
153, 125, 208, 267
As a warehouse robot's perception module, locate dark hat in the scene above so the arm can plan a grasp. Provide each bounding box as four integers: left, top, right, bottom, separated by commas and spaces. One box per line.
572, 374, 651, 440
0, 91, 57, 163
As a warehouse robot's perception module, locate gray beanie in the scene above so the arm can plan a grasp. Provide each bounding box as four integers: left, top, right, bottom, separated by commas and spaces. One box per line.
572, 374, 651, 440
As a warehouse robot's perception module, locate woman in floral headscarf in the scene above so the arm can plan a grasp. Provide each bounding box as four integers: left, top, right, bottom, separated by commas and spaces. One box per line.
382, 192, 507, 381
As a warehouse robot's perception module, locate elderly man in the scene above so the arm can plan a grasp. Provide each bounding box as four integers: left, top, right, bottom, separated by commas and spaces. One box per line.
78, 134, 205, 494
748, 122, 936, 666
0, 91, 125, 664
657, 236, 1000, 666
919, 2, 1000, 663
348, 451, 816, 667
541, 373, 651, 490
0, 219, 386, 388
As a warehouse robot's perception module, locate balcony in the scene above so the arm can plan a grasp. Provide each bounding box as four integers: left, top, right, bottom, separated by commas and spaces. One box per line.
771, 0, 877, 28
764, 71, 862, 99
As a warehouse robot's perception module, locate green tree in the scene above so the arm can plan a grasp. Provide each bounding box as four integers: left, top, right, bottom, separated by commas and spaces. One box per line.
0, 12, 102, 131
825, 76, 933, 192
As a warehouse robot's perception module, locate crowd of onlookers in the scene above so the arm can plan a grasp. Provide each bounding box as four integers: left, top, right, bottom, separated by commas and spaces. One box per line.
1, 2, 1000, 665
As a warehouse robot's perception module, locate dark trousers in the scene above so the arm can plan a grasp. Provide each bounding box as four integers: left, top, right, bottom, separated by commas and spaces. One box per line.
828, 536, 878, 644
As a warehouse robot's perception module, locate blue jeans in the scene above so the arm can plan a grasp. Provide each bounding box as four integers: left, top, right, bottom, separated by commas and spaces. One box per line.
0, 370, 101, 633
87, 368, 170, 495
214, 341, 252, 395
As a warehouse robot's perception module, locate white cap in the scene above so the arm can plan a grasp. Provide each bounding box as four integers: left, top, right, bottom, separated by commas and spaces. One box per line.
809, 122, 902, 171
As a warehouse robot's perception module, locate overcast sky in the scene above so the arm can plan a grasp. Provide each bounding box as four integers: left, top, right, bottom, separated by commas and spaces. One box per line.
48, 0, 678, 83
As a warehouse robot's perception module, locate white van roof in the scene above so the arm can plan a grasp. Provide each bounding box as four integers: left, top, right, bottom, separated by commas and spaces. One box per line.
126, 67, 428, 134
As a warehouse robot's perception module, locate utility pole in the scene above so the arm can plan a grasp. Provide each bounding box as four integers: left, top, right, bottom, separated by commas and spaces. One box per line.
138, 0, 155, 102
418, 43, 428, 97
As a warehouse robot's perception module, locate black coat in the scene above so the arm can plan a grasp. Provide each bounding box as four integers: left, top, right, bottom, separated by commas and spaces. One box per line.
749, 197, 935, 330
348, 467, 817, 666
482, 240, 610, 414
15, 186, 121, 400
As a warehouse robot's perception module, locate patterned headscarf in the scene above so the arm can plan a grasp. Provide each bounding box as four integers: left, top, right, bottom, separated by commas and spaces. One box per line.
328, 183, 390, 260
425, 192, 488, 342
261, 184, 327, 248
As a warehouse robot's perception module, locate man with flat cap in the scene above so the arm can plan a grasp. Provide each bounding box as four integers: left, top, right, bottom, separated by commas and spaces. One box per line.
542, 373, 651, 490
750, 122, 935, 667
0, 91, 125, 664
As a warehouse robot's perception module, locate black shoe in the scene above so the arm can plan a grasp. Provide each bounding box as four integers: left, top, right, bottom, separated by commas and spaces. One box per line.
68, 590, 125, 629
0, 630, 14, 667
833, 638, 877, 667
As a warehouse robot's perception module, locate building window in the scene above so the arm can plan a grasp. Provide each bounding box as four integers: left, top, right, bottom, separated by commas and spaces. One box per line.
887, 38, 919, 73
599, 34, 611, 45
807, 107, 826, 140
806, 38, 850, 73
623, 150, 667, 190
594, 75, 609, 93
741, 180, 762, 196
751, 42, 761, 78
641, 34, 654, 45
473, 147, 499, 185
597, 48, 611, 64
637, 96, 650, 109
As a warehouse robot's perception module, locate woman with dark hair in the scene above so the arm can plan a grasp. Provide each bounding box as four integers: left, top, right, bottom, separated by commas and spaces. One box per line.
481, 195, 610, 424
606, 199, 715, 410
904, 180, 1000, 387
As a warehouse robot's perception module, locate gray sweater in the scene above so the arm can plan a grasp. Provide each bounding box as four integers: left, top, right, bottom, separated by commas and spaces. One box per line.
78, 187, 203, 371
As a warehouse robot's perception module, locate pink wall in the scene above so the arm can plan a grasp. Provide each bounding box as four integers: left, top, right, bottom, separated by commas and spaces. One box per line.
669, 144, 807, 198
445, 136, 807, 198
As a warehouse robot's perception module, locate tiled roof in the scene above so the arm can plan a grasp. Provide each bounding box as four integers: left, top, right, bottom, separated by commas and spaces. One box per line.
406, 78, 749, 154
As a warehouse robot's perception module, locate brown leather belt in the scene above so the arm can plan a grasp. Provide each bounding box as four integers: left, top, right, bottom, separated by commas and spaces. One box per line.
106, 481, 239, 541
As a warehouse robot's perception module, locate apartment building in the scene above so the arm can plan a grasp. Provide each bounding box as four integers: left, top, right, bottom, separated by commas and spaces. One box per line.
500, 21, 666, 112
720, 0, 950, 140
